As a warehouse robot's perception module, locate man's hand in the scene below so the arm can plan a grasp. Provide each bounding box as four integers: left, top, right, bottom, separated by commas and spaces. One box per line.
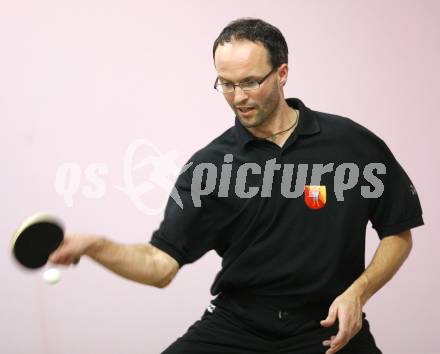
320, 290, 364, 354
48, 234, 98, 266
319, 230, 413, 353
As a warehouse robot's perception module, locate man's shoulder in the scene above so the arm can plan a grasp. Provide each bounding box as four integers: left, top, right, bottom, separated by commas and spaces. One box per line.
313, 108, 375, 137
311, 108, 391, 160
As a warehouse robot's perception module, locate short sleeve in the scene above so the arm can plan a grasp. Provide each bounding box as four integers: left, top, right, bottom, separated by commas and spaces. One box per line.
149, 158, 219, 268
368, 141, 424, 239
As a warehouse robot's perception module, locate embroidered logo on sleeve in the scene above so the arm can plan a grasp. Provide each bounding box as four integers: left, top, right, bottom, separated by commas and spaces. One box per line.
207, 303, 216, 313
304, 185, 327, 210
409, 184, 418, 196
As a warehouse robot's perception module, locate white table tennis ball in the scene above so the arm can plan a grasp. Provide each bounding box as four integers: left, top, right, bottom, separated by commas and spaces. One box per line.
43, 268, 61, 284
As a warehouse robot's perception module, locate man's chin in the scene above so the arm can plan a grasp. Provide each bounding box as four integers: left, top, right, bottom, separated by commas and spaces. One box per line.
236, 111, 257, 126
237, 116, 253, 127
238, 116, 262, 129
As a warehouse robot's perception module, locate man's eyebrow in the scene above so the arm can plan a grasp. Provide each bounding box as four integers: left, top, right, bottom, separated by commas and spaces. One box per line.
218, 75, 259, 82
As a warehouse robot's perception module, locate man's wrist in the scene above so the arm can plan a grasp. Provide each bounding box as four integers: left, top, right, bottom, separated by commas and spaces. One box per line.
346, 273, 372, 306
84, 235, 105, 257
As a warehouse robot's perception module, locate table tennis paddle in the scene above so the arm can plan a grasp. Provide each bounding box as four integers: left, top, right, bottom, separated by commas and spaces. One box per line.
11, 213, 79, 269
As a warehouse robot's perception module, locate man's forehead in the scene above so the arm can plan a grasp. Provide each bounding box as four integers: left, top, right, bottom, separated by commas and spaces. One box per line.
214, 40, 270, 81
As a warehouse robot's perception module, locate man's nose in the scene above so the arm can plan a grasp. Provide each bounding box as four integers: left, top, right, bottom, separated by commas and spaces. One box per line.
233, 86, 249, 105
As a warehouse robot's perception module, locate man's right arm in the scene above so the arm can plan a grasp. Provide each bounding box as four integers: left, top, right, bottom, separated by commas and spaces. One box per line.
49, 235, 180, 288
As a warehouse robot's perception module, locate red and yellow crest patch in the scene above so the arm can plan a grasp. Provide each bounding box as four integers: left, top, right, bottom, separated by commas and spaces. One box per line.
304, 185, 326, 210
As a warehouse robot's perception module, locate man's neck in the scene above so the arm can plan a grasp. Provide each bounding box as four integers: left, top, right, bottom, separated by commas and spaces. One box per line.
248, 101, 299, 148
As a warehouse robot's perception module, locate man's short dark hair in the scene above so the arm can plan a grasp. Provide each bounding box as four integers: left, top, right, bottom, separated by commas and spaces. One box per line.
213, 18, 289, 70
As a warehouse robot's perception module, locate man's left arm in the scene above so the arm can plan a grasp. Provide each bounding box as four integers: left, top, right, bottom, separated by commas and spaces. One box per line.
320, 229, 413, 354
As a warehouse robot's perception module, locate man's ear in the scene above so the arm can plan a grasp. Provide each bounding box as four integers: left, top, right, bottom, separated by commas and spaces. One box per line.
278, 63, 289, 87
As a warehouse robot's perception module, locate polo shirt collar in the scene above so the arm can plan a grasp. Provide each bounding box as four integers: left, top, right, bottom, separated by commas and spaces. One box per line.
234, 97, 321, 149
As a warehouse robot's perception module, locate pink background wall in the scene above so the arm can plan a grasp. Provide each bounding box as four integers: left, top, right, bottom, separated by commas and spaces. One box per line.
1, 1, 439, 353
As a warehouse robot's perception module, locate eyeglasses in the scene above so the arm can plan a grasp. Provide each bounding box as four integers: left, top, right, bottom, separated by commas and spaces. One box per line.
213, 68, 276, 94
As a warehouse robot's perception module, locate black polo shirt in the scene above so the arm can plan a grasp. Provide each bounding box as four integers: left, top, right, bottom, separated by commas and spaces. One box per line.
149, 97, 424, 307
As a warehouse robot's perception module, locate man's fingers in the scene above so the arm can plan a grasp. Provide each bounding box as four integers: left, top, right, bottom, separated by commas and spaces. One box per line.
327, 310, 351, 353
48, 251, 62, 263
48, 235, 86, 266
49, 244, 70, 264
330, 328, 348, 349
321, 306, 338, 327
322, 335, 336, 347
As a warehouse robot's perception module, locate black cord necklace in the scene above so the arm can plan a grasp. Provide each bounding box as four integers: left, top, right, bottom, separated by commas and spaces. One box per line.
264, 109, 299, 142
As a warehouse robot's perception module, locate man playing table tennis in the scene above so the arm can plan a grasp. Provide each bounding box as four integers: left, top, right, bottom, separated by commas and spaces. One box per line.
49, 18, 424, 354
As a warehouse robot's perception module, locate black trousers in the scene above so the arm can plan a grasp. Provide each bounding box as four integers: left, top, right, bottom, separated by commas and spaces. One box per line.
162, 291, 383, 354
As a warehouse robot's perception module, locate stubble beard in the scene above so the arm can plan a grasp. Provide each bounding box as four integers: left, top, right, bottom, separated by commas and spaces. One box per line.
234, 86, 280, 128
240, 91, 280, 129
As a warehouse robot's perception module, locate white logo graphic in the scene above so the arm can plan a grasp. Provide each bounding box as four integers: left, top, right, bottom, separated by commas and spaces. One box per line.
55, 140, 388, 213
54, 139, 191, 215
207, 303, 216, 313
115, 139, 192, 215
54, 163, 109, 207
